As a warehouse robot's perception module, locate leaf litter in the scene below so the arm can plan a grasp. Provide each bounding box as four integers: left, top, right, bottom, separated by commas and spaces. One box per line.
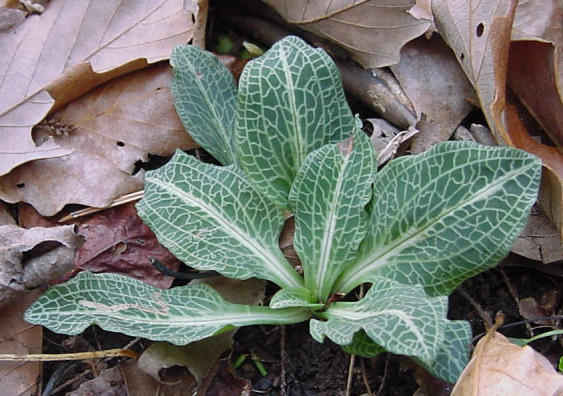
1, 0, 562, 394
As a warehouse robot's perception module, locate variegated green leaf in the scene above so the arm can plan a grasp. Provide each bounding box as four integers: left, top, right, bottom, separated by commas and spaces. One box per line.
270, 287, 324, 310
341, 331, 385, 358
24, 272, 309, 345
235, 35, 356, 208
335, 142, 541, 295
171, 45, 237, 165
290, 131, 375, 302
137, 151, 302, 289
310, 277, 448, 365
417, 320, 472, 383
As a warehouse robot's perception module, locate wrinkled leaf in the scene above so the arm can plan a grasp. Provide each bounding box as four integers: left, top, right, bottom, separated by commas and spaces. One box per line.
335, 141, 541, 296
137, 150, 302, 289
171, 45, 237, 166
390, 36, 476, 153
310, 277, 448, 366
452, 331, 563, 395
0, 0, 197, 175
0, 63, 197, 216
235, 35, 355, 208
0, 224, 83, 308
262, 0, 431, 68
290, 131, 375, 301
24, 272, 309, 345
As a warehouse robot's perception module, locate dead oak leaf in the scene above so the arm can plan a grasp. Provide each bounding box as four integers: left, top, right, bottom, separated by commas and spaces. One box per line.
0, 63, 197, 216
0, 0, 197, 176
262, 0, 431, 68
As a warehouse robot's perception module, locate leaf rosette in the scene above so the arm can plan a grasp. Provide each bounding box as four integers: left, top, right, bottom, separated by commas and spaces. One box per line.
25, 36, 542, 383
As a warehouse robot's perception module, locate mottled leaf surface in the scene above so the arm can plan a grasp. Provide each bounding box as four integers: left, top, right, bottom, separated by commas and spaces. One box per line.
25, 272, 308, 345
235, 36, 355, 208
137, 151, 302, 289
335, 142, 541, 295
310, 277, 448, 366
171, 45, 237, 165
341, 331, 385, 358
270, 287, 323, 310
290, 131, 375, 301
419, 320, 472, 384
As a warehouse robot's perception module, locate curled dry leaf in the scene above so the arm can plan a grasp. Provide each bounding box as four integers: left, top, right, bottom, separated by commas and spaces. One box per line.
509, 0, 562, 147
390, 36, 476, 153
432, 0, 563, 236
452, 330, 563, 396
0, 0, 197, 176
0, 63, 197, 216
262, 0, 431, 68
0, 224, 83, 308
431, 0, 517, 145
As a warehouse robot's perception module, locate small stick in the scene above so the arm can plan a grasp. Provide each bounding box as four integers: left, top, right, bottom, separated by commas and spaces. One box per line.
375, 354, 390, 395
58, 190, 144, 222
0, 348, 138, 361
345, 353, 356, 396
360, 358, 373, 396
456, 286, 493, 329
280, 325, 288, 396
499, 267, 533, 337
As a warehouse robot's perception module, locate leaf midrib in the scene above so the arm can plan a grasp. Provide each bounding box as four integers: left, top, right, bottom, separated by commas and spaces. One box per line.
183, 56, 234, 164
328, 307, 433, 359
147, 177, 300, 288
335, 160, 537, 292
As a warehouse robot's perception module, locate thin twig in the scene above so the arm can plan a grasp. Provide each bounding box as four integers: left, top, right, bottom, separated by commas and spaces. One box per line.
280, 325, 288, 396
375, 354, 390, 395
0, 348, 138, 361
360, 358, 373, 396
456, 285, 493, 329
499, 267, 533, 337
345, 354, 356, 396
58, 190, 144, 222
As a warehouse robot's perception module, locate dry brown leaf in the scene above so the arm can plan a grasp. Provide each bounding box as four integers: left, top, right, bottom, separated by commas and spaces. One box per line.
509, 0, 563, 147
0, 202, 15, 225
512, 204, 563, 264
74, 203, 181, 289
0, 224, 83, 308
431, 0, 517, 145
0, 0, 197, 176
262, 0, 431, 68
390, 35, 476, 153
0, 290, 42, 396
451, 330, 563, 396
0, 63, 197, 216
0, 6, 26, 31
